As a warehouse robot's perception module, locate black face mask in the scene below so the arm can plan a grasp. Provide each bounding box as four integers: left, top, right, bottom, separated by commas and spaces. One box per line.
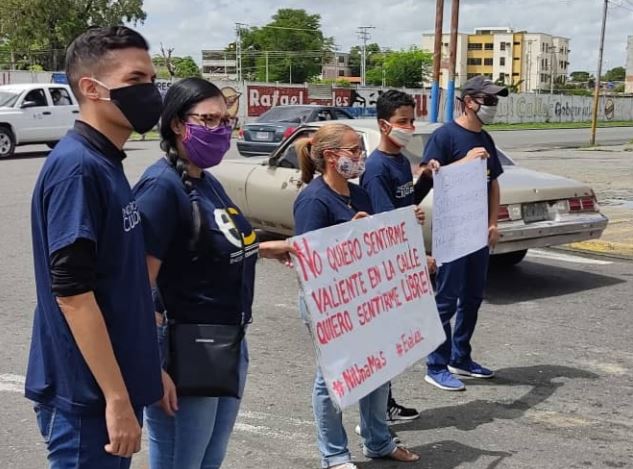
95, 80, 163, 134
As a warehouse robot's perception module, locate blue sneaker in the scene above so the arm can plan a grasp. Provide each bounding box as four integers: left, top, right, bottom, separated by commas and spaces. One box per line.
424, 369, 465, 391
448, 360, 495, 379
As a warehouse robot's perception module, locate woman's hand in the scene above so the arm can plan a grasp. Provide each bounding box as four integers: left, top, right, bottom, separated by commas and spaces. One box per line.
259, 240, 296, 265
352, 211, 370, 221
160, 370, 178, 417
414, 205, 426, 225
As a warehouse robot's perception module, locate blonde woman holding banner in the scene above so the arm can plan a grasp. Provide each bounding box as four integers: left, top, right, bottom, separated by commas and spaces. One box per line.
293, 123, 420, 469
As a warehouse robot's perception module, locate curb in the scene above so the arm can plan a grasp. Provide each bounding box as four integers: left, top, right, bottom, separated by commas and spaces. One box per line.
556, 240, 633, 260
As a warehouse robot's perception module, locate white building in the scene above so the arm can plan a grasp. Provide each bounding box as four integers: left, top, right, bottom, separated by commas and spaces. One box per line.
626, 36, 633, 94
422, 27, 570, 93
201, 50, 237, 81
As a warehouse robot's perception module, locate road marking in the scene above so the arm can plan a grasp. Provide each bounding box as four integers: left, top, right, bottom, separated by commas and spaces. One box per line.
527, 249, 613, 265
0, 373, 25, 393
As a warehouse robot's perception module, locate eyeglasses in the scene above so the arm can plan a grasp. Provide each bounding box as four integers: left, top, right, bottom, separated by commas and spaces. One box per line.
474, 95, 499, 106
334, 146, 366, 158
186, 113, 231, 129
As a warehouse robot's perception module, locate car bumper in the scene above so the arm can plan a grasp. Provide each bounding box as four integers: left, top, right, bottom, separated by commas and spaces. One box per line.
493, 213, 609, 254
236, 140, 281, 157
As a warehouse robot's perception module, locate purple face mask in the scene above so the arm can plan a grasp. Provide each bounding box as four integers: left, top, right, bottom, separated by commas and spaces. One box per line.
182, 123, 232, 169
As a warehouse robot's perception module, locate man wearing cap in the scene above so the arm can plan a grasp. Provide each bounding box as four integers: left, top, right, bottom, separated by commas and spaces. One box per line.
415, 75, 508, 391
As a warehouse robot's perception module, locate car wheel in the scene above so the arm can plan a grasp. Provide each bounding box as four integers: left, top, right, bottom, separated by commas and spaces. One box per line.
0, 127, 16, 158
46, 141, 59, 150
490, 249, 528, 267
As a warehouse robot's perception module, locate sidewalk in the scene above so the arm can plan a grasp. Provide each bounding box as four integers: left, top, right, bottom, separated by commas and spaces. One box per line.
510, 144, 633, 260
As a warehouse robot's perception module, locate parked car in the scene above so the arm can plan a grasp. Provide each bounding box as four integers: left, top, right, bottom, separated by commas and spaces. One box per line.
0, 83, 79, 158
213, 119, 608, 265
236, 105, 355, 157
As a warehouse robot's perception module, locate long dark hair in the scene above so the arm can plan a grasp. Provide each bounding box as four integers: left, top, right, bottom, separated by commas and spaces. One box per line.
160, 78, 226, 257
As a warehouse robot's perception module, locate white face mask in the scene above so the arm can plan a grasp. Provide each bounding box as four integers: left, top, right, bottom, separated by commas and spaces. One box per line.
475, 104, 498, 125
383, 121, 414, 147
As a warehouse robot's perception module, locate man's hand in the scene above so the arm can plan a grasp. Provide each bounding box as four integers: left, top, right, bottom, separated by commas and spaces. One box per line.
488, 225, 500, 248
352, 211, 370, 221
426, 256, 437, 275
104, 397, 142, 458
422, 159, 441, 177
159, 370, 178, 417
464, 147, 489, 162
413, 205, 426, 225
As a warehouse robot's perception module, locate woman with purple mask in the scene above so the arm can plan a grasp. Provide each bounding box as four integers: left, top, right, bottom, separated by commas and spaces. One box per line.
133, 78, 293, 468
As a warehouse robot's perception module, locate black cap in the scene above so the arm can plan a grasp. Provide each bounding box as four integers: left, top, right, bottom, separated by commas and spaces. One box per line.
461, 75, 509, 98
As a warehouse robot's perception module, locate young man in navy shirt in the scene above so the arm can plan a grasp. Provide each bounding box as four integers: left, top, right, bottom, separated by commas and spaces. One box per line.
26, 27, 164, 467
417, 75, 507, 391
360, 90, 423, 422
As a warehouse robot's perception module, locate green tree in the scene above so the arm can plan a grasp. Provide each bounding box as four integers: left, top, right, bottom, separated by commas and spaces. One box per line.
603, 66, 625, 82
173, 56, 201, 78
570, 71, 591, 82
0, 0, 146, 71
236, 9, 333, 83
376, 47, 432, 88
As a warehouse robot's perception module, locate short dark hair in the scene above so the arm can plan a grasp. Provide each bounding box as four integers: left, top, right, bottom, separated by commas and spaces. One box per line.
376, 90, 416, 121
159, 77, 225, 154
65, 26, 149, 99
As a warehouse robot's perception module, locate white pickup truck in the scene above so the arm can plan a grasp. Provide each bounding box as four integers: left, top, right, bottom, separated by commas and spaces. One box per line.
0, 83, 79, 158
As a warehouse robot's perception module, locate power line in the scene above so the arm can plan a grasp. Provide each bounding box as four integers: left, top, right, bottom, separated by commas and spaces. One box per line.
357, 25, 375, 87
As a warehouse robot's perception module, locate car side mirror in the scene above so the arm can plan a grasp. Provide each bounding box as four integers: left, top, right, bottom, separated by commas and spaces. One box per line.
21, 101, 39, 109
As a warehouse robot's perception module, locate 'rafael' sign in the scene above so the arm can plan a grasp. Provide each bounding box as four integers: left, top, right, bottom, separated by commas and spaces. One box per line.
248, 86, 306, 116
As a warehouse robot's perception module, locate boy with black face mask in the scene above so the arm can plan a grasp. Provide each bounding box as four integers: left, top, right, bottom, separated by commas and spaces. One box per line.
26, 27, 163, 468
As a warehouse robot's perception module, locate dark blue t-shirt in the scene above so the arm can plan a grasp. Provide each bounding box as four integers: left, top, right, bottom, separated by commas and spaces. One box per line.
26, 127, 162, 416
133, 158, 258, 325
360, 149, 414, 213
294, 176, 373, 235
422, 121, 504, 183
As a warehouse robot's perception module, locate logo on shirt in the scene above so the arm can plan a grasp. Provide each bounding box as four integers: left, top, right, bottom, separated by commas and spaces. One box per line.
122, 201, 141, 233
395, 182, 414, 199
214, 208, 258, 263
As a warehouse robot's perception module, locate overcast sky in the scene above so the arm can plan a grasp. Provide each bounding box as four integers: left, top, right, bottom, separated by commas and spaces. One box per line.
136, 0, 633, 74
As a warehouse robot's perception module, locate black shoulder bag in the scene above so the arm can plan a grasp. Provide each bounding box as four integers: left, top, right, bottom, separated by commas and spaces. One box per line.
164, 157, 247, 398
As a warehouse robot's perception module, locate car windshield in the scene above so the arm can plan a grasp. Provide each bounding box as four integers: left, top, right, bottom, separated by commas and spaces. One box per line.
256, 107, 313, 123
0, 90, 21, 107
496, 147, 515, 166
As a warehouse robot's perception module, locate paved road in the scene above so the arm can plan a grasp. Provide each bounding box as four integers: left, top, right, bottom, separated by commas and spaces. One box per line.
489, 126, 632, 150
1, 143, 632, 468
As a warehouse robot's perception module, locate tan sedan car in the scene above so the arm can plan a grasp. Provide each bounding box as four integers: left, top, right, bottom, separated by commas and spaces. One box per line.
212, 119, 608, 265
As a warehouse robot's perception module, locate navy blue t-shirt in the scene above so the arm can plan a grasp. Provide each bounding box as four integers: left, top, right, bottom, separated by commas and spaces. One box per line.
360, 149, 414, 213
26, 125, 162, 415
133, 158, 258, 325
294, 176, 373, 235
422, 121, 504, 183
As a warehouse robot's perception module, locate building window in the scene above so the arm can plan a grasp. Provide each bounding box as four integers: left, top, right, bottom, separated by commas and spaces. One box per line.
484, 58, 493, 66
500, 42, 506, 51
485, 43, 494, 50
513, 41, 520, 45
467, 58, 482, 65
513, 57, 520, 61
513, 72, 519, 76
499, 72, 506, 81
468, 43, 483, 50
467, 73, 478, 79
485, 73, 493, 79
500, 57, 506, 66
338, 70, 345, 77
338, 56, 345, 63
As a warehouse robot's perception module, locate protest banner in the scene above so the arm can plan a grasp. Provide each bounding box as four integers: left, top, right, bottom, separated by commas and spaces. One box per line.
432, 158, 488, 265
290, 207, 445, 409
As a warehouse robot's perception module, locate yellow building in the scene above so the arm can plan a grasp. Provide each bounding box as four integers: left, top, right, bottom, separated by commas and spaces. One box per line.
422, 27, 570, 92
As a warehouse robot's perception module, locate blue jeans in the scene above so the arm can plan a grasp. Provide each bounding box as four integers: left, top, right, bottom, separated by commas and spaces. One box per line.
427, 246, 490, 371
145, 324, 249, 469
300, 297, 395, 467
313, 370, 396, 467
34, 403, 142, 469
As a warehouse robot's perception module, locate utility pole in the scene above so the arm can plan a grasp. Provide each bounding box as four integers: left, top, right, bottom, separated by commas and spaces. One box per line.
265, 51, 269, 82
590, 0, 608, 146
445, 0, 460, 122
235, 23, 247, 82
430, 0, 444, 122
357, 26, 375, 87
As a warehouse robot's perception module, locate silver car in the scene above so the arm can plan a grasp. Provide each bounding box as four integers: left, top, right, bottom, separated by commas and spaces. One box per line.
212, 119, 608, 265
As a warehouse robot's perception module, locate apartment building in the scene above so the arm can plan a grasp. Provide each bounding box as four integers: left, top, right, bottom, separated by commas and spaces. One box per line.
626, 36, 633, 94
422, 27, 570, 92
201, 50, 237, 81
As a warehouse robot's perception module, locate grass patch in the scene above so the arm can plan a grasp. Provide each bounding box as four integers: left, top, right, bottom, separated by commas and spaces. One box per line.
130, 131, 160, 141
488, 120, 633, 131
